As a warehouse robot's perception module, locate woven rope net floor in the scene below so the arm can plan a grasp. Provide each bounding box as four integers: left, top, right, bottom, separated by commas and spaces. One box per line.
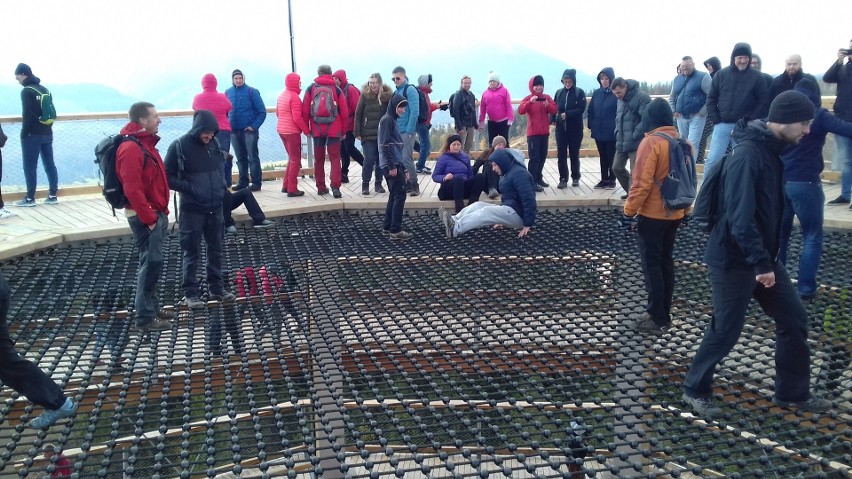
0, 209, 849, 479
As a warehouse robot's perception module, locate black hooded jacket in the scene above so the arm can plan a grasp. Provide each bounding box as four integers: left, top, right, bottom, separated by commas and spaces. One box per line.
378, 93, 407, 169
553, 69, 586, 130
19, 75, 52, 137
704, 120, 787, 274
164, 110, 227, 213
705, 43, 769, 124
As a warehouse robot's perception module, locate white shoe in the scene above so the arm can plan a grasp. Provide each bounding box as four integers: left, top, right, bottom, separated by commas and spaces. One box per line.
0, 208, 18, 219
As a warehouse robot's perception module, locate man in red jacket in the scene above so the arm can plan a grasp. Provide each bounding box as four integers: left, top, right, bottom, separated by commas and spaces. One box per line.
116, 102, 174, 333
302, 65, 349, 198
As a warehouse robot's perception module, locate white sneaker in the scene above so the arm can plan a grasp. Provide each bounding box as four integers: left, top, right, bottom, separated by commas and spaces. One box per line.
0, 208, 18, 219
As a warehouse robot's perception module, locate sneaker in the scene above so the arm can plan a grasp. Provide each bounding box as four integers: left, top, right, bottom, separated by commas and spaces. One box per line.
287, 190, 305, 197
13, 198, 36, 207
380, 229, 390, 236
416, 166, 432, 174
210, 292, 236, 303
0, 208, 18, 219
250, 184, 261, 192
605, 180, 617, 189
374, 184, 386, 193
487, 188, 499, 199
593, 180, 607, 189
30, 397, 76, 429
341, 174, 349, 184
538, 180, 550, 188
826, 195, 850, 205
331, 187, 342, 198
225, 225, 237, 235
534, 184, 544, 193
627, 312, 666, 335
156, 308, 177, 321
254, 219, 275, 229
682, 393, 722, 418
137, 318, 173, 333
232, 184, 248, 192
43, 196, 59, 205
439, 208, 455, 239
409, 183, 420, 197
557, 180, 568, 189
773, 396, 832, 413
572, 179, 580, 187
620, 194, 628, 200
181, 296, 206, 310
389, 230, 414, 241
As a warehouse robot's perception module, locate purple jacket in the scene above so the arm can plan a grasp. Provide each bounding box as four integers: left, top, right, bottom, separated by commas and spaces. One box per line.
432, 151, 473, 183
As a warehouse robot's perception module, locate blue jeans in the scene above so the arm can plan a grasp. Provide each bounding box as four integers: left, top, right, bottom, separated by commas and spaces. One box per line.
231, 129, 261, 188
20, 134, 58, 199
216, 130, 233, 187
835, 134, 852, 198
127, 211, 168, 328
779, 181, 824, 297
383, 166, 407, 233
676, 114, 708, 156
704, 122, 736, 181
360, 139, 382, 186
683, 262, 812, 403
178, 210, 225, 298
416, 123, 431, 170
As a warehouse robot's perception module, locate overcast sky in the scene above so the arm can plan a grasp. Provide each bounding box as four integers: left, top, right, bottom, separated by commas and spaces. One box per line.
4, 0, 850, 95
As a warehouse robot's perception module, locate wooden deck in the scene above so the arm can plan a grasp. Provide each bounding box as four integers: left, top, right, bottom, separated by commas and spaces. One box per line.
0, 158, 849, 260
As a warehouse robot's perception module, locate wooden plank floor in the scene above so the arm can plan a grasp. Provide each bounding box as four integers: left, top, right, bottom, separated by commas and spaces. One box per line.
0, 157, 849, 260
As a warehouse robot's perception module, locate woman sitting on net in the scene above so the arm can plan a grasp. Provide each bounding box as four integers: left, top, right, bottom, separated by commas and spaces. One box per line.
431, 134, 486, 213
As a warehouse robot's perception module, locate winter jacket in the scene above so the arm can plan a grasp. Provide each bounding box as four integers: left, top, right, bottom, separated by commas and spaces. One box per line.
668, 70, 711, 117
704, 120, 787, 274
552, 71, 586, 132
768, 70, 817, 101
192, 74, 232, 131
19, 76, 52, 137
394, 79, 420, 134
518, 77, 557, 137
354, 83, 393, 141
490, 149, 537, 227
164, 110, 227, 214
302, 74, 350, 138
115, 121, 170, 225
588, 67, 617, 142
418, 85, 440, 126
615, 79, 651, 153
379, 93, 406, 169
225, 81, 266, 131
479, 83, 514, 125
623, 126, 688, 220
705, 43, 769, 124
333, 70, 361, 132
823, 59, 852, 121
451, 88, 478, 129
432, 151, 474, 183
276, 73, 309, 135
704, 57, 722, 77
780, 80, 852, 182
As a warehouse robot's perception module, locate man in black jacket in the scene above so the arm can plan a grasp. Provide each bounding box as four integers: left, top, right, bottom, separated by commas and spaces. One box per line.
165, 110, 235, 308
682, 91, 831, 418
451, 75, 478, 153
824, 39, 852, 206
13, 63, 58, 207
553, 69, 587, 188
768, 54, 816, 101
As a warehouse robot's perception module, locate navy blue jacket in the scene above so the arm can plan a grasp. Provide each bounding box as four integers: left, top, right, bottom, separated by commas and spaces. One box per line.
379, 93, 407, 169
491, 149, 537, 227
164, 110, 227, 213
588, 67, 617, 142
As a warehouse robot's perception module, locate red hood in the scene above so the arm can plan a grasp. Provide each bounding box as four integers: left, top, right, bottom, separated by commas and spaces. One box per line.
528, 76, 544, 94
285, 72, 301, 93
332, 69, 348, 85
201, 73, 218, 91
313, 74, 336, 87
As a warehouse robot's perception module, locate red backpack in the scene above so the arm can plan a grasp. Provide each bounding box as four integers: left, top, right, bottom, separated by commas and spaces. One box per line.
309, 84, 339, 125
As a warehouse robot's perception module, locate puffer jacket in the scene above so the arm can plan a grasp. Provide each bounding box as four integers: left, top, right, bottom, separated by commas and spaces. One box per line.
164, 110, 227, 213
192, 74, 232, 131
518, 76, 557, 136
490, 149, 537, 227
623, 126, 688, 220
588, 67, 617, 141
276, 73, 309, 135
432, 151, 474, 183
354, 83, 393, 141
615, 79, 651, 153
225, 80, 266, 131
479, 83, 514, 125
705, 42, 769, 124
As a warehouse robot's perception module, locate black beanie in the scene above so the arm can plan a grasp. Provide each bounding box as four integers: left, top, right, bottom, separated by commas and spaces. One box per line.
14, 63, 32, 76
232, 69, 243, 79
532, 75, 544, 87
642, 98, 674, 132
767, 90, 815, 124
446, 134, 462, 147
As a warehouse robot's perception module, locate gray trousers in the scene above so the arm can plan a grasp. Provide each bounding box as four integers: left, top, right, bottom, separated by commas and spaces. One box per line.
453, 202, 524, 236
400, 132, 417, 183
613, 150, 637, 193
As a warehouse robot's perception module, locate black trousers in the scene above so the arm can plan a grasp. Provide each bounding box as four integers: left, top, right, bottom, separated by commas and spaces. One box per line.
437, 174, 487, 213
526, 134, 549, 183
487, 120, 510, 146
179, 210, 225, 298
472, 159, 500, 191
0, 274, 66, 410
595, 139, 616, 182
556, 125, 583, 181
340, 131, 364, 175
223, 189, 266, 227
636, 216, 680, 326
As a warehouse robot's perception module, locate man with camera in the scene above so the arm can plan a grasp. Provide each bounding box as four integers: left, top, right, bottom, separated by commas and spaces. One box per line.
824, 40, 852, 208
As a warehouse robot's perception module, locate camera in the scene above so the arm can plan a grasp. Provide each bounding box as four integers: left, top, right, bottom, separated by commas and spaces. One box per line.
841, 48, 852, 56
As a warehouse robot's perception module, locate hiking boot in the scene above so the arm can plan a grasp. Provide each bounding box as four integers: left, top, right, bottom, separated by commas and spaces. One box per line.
137, 318, 173, 333
627, 312, 666, 335
572, 179, 580, 187
341, 174, 349, 184
43, 195, 59, 205
682, 393, 722, 418
13, 198, 36, 207
362, 183, 370, 195
375, 183, 386, 193
225, 225, 237, 235
557, 180, 568, 189
317, 188, 329, 196
181, 296, 206, 310
826, 195, 850, 205
287, 190, 305, 197
487, 188, 499, 199
29, 397, 76, 429
409, 183, 420, 197
538, 180, 550, 188
331, 187, 342, 198
534, 184, 544, 193
254, 219, 275, 229
440, 208, 455, 239
210, 292, 236, 303
156, 308, 177, 321
389, 230, 414, 241
0, 208, 18, 219
773, 396, 832, 413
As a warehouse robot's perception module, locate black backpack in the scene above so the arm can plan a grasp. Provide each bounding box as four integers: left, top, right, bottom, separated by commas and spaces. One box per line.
405, 84, 429, 124
692, 149, 731, 233
448, 93, 456, 118
94, 135, 147, 214
652, 132, 697, 211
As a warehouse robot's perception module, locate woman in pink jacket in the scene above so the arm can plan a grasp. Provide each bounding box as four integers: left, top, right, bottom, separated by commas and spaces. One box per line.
478, 71, 514, 146
276, 73, 310, 196
192, 73, 233, 185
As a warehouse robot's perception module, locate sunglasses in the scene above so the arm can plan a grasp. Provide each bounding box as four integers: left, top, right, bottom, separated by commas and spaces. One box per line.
393, 76, 402, 81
